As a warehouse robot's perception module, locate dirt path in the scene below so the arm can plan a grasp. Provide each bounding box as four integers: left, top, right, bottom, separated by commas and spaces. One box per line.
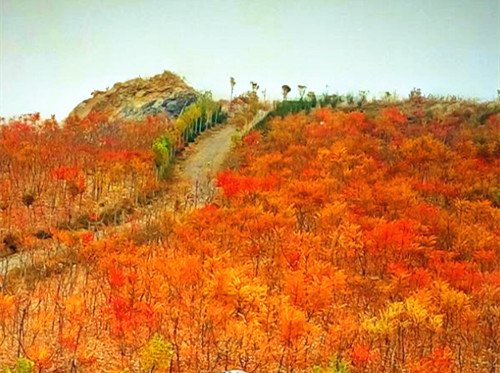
180, 123, 238, 206
175, 110, 268, 207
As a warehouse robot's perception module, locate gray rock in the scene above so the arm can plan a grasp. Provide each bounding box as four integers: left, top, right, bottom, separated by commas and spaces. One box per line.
70, 71, 198, 121
160, 95, 197, 117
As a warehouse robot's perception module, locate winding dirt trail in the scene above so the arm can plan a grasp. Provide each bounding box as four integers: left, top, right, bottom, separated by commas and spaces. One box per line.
179, 110, 268, 206
181, 123, 238, 205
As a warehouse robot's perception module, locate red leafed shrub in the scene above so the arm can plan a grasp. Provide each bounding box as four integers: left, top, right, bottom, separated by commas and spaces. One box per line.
351, 344, 376, 365
2, 101, 499, 372
381, 106, 407, 124
314, 107, 334, 123
410, 348, 455, 373
217, 171, 278, 197
109, 267, 126, 288
51, 166, 81, 181
243, 132, 261, 146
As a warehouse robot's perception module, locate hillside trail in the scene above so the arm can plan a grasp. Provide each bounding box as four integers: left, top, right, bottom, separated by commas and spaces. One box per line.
176, 109, 269, 207
134, 109, 268, 217
0, 110, 269, 273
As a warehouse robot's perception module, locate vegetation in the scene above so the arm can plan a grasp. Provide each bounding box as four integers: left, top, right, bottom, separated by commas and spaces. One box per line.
0, 92, 499, 372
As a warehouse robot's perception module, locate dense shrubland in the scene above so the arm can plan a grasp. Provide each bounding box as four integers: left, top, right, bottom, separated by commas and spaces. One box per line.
0, 92, 233, 242
0, 95, 499, 372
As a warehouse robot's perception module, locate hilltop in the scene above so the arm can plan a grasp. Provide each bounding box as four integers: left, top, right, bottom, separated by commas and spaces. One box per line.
70, 70, 198, 120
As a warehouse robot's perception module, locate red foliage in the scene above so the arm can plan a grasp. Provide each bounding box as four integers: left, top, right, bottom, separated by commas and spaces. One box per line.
2, 101, 499, 372
51, 166, 80, 181
351, 344, 376, 365
381, 106, 407, 124
216, 170, 278, 197
411, 348, 455, 373
243, 132, 261, 146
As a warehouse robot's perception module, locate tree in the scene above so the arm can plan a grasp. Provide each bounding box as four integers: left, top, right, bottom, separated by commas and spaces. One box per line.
261, 89, 267, 101
250, 81, 259, 93
282, 85, 291, 101
298, 85, 307, 100
307, 91, 317, 107
230, 77, 236, 103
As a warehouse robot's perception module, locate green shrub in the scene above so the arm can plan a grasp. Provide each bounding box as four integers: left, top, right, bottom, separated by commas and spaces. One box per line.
3, 357, 35, 373
152, 134, 174, 179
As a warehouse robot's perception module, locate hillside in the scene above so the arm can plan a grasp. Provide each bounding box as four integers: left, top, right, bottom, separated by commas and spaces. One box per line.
70, 71, 198, 120
0, 95, 499, 372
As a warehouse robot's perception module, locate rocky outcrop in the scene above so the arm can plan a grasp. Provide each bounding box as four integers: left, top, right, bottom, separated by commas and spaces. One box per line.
70, 71, 198, 120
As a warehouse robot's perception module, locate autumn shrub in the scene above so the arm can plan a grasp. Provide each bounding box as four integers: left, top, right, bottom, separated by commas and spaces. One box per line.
0, 99, 499, 372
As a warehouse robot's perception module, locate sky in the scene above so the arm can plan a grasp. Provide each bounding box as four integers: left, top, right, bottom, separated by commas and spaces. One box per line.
1, 0, 499, 119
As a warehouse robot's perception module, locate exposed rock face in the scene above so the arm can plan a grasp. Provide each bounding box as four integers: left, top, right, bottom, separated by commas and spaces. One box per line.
70, 71, 198, 120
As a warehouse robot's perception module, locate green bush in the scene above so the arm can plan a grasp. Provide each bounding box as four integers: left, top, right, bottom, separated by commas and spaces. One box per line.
151, 92, 227, 179
273, 100, 315, 118
152, 134, 174, 179
3, 357, 35, 373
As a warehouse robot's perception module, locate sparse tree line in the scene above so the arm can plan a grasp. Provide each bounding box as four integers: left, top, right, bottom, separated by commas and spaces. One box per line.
152, 92, 227, 179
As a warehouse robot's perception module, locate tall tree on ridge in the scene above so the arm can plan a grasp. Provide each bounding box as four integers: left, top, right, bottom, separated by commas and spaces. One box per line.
282, 85, 291, 101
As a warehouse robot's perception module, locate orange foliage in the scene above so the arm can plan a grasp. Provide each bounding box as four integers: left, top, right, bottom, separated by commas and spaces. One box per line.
1, 101, 499, 372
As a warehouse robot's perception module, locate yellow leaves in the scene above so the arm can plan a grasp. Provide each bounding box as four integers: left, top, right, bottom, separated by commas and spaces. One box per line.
362, 314, 392, 336
363, 291, 445, 336
150, 301, 168, 316
317, 147, 332, 159
139, 334, 173, 372
175, 104, 202, 131
428, 314, 444, 331
433, 281, 470, 311
328, 143, 348, 162
205, 267, 268, 320
0, 293, 16, 315
316, 201, 348, 234
284, 266, 345, 314
227, 273, 267, 308
108, 162, 125, 183
337, 222, 364, 254
401, 135, 447, 164
404, 297, 431, 325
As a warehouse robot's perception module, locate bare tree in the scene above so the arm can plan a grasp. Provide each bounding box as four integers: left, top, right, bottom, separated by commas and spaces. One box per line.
230, 77, 236, 103
250, 81, 259, 93
298, 85, 307, 100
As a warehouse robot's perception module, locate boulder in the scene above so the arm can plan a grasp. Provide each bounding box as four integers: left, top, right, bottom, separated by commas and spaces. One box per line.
70, 71, 198, 121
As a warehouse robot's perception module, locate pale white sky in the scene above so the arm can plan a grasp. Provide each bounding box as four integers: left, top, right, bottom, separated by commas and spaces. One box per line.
1, 0, 499, 119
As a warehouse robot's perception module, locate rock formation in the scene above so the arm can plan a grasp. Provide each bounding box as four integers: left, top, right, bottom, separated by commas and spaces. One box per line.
70, 71, 198, 120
